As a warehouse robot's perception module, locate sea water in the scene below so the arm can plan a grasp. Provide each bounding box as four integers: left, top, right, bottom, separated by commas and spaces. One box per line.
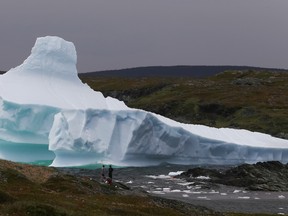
0, 140, 121, 169
0, 140, 54, 165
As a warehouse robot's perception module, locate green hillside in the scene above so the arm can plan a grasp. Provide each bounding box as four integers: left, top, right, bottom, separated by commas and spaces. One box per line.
80, 70, 288, 139
0, 160, 221, 216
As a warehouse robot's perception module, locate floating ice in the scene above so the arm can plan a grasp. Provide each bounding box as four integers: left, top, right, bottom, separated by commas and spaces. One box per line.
163, 188, 171, 192
1, 36, 288, 167
145, 175, 171, 180
171, 189, 181, 192
195, 176, 211, 180
238, 196, 250, 199
168, 171, 184, 177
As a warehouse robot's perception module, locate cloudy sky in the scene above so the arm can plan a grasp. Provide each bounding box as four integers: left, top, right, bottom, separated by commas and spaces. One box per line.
0, 0, 288, 73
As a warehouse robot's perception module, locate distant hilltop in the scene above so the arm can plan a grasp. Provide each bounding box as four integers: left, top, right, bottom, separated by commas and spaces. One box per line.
2, 66, 288, 78
81, 65, 288, 78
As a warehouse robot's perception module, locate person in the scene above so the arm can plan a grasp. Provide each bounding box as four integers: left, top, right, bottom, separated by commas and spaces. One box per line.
108, 165, 114, 179
101, 165, 106, 181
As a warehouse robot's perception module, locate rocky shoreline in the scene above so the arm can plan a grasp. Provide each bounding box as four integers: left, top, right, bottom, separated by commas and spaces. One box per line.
177, 161, 288, 191
1, 159, 288, 215
63, 161, 288, 193
60, 161, 288, 214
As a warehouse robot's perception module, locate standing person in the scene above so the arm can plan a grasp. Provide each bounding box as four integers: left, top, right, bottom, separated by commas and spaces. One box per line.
101, 165, 106, 181
108, 165, 114, 179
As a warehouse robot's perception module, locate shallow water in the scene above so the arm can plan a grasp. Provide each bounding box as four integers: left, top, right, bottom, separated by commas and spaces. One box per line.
0, 142, 54, 163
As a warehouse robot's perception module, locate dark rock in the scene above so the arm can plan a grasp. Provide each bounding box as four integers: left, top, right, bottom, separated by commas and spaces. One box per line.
150, 196, 223, 216
179, 167, 223, 179
178, 161, 288, 191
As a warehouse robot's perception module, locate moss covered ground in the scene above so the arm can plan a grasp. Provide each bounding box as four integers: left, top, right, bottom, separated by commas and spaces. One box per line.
0, 160, 224, 216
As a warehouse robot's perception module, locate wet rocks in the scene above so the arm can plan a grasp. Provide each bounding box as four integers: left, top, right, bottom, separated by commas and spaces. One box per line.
178, 161, 288, 191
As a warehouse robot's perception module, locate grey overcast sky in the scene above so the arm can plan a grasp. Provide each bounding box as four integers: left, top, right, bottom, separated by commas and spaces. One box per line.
0, 0, 288, 73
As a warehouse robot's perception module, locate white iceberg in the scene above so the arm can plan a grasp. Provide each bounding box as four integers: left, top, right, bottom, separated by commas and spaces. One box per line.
1, 36, 288, 167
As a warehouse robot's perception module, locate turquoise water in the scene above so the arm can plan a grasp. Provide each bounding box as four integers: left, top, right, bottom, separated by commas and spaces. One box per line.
25, 160, 54, 166
0, 141, 123, 169
25, 160, 122, 169
0, 141, 54, 162
25, 160, 102, 169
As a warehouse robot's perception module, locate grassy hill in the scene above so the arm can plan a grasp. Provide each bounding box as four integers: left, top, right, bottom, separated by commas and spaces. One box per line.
0, 159, 221, 216
80, 69, 288, 139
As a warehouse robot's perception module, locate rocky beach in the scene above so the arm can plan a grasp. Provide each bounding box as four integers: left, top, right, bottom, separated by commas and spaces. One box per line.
1, 159, 288, 215
61, 161, 288, 215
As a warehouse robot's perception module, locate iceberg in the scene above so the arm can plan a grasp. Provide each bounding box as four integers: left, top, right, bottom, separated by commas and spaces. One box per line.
1, 36, 288, 167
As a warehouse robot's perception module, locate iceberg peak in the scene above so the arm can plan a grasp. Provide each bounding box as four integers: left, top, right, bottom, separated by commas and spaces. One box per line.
32, 36, 77, 64
16, 36, 78, 79
0, 36, 127, 110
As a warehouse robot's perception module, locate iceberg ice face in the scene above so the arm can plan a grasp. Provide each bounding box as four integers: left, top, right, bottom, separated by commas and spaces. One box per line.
48, 109, 288, 167
1, 35, 288, 167
49, 109, 148, 166
0, 97, 59, 144
0, 97, 58, 162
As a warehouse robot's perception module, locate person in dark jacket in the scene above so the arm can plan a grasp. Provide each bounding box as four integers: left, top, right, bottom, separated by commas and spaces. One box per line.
108, 165, 114, 179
